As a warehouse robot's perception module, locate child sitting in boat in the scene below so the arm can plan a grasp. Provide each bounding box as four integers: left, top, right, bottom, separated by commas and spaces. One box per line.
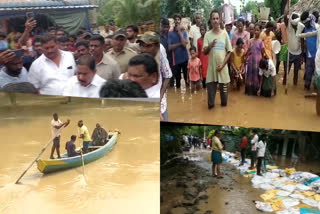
65, 135, 81, 157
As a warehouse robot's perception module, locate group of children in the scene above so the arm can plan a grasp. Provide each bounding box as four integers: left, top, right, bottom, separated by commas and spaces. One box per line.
186, 19, 277, 98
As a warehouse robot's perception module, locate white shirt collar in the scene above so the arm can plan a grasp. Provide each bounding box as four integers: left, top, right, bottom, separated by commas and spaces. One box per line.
145, 80, 161, 98
76, 74, 105, 88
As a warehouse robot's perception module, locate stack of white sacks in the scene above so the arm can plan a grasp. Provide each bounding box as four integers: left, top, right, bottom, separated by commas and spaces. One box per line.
222, 152, 320, 213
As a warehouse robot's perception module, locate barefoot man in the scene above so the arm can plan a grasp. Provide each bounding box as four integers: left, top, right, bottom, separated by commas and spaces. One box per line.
50, 113, 70, 159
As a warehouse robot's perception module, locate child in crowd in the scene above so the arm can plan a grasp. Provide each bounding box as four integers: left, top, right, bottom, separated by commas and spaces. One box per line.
188, 47, 202, 93
246, 24, 266, 95
197, 24, 208, 88
258, 58, 277, 97
230, 38, 246, 90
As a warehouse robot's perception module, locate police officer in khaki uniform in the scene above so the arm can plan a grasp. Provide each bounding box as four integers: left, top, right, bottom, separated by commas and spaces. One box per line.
107, 29, 137, 73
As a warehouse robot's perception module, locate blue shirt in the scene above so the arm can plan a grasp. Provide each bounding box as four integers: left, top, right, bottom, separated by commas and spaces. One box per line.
304, 26, 317, 58
0, 67, 28, 88
168, 30, 189, 65
161, 33, 172, 65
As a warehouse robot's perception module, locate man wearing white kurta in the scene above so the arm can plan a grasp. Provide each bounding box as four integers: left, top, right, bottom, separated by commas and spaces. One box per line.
189, 13, 202, 52
28, 34, 76, 95
256, 139, 266, 176
250, 130, 259, 169
62, 55, 106, 98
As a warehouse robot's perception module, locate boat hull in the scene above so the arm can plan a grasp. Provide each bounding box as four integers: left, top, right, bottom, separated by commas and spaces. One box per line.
37, 132, 119, 173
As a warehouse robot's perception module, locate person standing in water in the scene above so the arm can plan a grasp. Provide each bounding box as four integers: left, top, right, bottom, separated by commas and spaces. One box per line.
203, 10, 232, 109
211, 130, 224, 178
50, 113, 70, 159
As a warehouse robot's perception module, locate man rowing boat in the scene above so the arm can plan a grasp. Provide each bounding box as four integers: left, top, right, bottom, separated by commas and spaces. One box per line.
50, 113, 70, 159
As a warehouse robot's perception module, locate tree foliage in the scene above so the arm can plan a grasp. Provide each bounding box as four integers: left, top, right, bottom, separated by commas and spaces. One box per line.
97, 0, 159, 28
160, 0, 213, 22
264, 0, 299, 19
242, 1, 264, 18
160, 125, 185, 164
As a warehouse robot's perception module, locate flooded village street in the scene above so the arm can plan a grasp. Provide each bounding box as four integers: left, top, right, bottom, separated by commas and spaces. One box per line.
161, 148, 320, 214
167, 70, 320, 132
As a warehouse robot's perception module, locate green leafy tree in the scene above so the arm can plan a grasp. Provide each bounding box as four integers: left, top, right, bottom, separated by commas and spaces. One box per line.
264, 0, 298, 19
241, 1, 263, 18
160, 0, 212, 22
212, 0, 224, 12
97, 0, 159, 28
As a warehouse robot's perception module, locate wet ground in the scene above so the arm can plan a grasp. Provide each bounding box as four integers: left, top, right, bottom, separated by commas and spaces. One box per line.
161, 149, 265, 214
0, 93, 159, 214
167, 67, 319, 132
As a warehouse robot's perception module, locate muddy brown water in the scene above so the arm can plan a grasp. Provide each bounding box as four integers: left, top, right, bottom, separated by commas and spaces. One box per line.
162, 149, 320, 214
161, 150, 265, 214
167, 67, 319, 132
194, 151, 264, 214
0, 93, 159, 214
273, 155, 320, 173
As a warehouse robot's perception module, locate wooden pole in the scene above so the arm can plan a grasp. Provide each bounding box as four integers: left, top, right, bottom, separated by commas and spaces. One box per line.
285, 0, 291, 94
78, 129, 87, 182
15, 126, 65, 184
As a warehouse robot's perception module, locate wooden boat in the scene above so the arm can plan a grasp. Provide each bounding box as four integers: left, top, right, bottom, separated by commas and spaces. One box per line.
36, 131, 119, 173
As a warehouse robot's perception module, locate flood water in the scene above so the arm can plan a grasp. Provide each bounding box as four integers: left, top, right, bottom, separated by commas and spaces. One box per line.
0, 93, 159, 214
161, 149, 265, 214
189, 150, 264, 214
167, 67, 319, 132
273, 155, 320, 173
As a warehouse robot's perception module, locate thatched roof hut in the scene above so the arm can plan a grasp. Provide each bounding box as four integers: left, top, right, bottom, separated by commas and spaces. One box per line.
291, 0, 320, 13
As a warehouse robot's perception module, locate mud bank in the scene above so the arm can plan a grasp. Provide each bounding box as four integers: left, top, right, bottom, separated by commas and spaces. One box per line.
160, 151, 264, 214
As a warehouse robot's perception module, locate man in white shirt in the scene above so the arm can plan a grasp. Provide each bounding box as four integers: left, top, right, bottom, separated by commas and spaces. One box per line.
50, 113, 70, 159
62, 55, 106, 98
256, 135, 266, 176
249, 130, 259, 169
127, 53, 159, 98
159, 44, 172, 121
28, 34, 76, 95
189, 13, 202, 51
286, 13, 303, 85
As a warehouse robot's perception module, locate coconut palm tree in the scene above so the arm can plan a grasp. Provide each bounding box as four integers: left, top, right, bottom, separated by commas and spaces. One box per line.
98, 0, 159, 27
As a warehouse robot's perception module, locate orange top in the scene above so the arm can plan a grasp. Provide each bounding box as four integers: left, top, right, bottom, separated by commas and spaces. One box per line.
260, 31, 275, 59
188, 57, 202, 81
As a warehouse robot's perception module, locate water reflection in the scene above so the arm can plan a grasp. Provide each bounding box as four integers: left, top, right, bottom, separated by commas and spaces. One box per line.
167, 70, 319, 132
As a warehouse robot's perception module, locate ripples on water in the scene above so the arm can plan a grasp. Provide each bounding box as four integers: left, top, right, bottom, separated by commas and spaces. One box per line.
0, 95, 159, 214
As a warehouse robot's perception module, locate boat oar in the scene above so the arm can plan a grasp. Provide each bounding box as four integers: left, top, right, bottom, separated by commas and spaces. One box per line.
78, 129, 87, 183
15, 126, 66, 184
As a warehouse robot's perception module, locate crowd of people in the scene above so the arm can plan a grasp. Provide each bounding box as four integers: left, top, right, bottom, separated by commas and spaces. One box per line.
160, 5, 320, 109
0, 17, 171, 102
182, 129, 269, 178
209, 129, 267, 178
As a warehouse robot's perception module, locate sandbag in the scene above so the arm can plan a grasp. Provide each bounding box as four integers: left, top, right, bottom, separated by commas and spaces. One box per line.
255, 201, 274, 212
302, 198, 320, 207
300, 208, 320, 214
282, 198, 300, 209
